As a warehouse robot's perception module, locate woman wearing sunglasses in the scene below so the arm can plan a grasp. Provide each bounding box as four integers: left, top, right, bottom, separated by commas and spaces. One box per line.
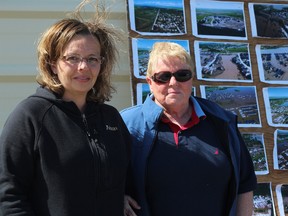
121, 42, 256, 216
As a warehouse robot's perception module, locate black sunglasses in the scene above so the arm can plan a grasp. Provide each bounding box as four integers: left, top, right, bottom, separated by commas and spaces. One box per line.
151, 69, 192, 83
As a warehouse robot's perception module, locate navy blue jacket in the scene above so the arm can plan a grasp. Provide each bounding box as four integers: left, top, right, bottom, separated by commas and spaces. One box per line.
121, 94, 257, 216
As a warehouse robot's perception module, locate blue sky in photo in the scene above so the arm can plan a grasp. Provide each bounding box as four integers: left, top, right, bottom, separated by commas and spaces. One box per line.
137, 38, 189, 52
134, 0, 183, 9
268, 87, 288, 98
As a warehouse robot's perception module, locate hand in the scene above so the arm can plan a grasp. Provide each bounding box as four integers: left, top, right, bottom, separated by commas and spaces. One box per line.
124, 195, 141, 216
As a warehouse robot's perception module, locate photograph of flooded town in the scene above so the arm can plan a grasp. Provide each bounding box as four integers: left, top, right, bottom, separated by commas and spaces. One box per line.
253, 182, 275, 216
191, 1, 246, 39
128, 0, 186, 35
276, 184, 288, 216
195, 41, 252, 82
263, 87, 288, 127
249, 3, 288, 38
256, 45, 288, 84
131, 38, 189, 78
241, 133, 268, 175
274, 130, 288, 170
200, 85, 261, 127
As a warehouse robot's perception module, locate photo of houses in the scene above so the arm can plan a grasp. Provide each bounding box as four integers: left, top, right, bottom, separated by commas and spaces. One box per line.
263, 87, 288, 127
256, 44, 288, 84
274, 129, 288, 170
191, 1, 247, 40
200, 85, 261, 127
194, 41, 252, 82
241, 132, 268, 175
131, 38, 189, 78
253, 182, 275, 216
249, 3, 288, 38
128, 0, 186, 35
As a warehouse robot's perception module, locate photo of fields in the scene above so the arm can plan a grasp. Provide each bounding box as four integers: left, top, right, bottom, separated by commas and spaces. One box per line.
129, 0, 185, 35
250, 3, 288, 38
263, 87, 288, 126
253, 183, 275, 216
241, 133, 268, 175
256, 45, 288, 84
200, 86, 261, 127
191, 1, 246, 39
195, 41, 252, 82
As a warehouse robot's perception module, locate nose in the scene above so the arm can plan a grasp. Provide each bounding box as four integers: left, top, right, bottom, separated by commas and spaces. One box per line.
78, 59, 89, 69
169, 75, 178, 85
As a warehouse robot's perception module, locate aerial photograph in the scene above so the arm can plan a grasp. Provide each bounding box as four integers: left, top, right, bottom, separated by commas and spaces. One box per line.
200, 85, 261, 127
195, 41, 252, 82
241, 133, 268, 175
256, 44, 288, 84
276, 184, 288, 216
129, 0, 186, 35
274, 129, 288, 170
131, 38, 189, 78
191, 1, 247, 40
263, 87, 288, 127
253, 182, 275, 216
249, 3, 288, 38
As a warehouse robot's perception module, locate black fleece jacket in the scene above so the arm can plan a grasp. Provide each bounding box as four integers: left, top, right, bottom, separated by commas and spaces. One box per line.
0, 87, 130, 216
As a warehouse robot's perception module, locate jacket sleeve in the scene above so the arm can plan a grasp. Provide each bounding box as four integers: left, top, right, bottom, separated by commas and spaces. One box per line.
0, 104, 36, 215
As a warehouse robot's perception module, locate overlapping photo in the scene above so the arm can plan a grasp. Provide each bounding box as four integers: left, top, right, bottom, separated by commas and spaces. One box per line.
200, 85, 261, 127
190, 0, 247, 40
253, 182, 275, 216
276, 184, 288, 216
128, 0, 186, 35
131, 38, 190, 79
256, 44, 288, 84
249, 3, 288, 39
263, 87, 288, 127
241, 132, 268, 175
194, 41, 252, 82
273, 129, 288, 170
136, 83, 196, 105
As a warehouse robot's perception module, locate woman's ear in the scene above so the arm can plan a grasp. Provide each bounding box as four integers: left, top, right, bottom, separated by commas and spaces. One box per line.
146, 76, 152, 85
51, 63, 57, 74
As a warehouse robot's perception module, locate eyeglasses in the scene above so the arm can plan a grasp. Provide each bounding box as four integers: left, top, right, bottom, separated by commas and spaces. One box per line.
151, 69, 192, 83
62, 54, 104, 66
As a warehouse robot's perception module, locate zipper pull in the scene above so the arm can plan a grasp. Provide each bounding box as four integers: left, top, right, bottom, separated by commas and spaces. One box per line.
82, 113, 91, 137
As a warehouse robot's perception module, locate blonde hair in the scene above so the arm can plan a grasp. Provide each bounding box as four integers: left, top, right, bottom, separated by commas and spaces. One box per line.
146, 42, 193, 77
36, 0, 124, 103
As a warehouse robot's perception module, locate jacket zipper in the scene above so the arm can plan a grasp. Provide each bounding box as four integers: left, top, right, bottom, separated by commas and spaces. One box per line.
82, 113, 101, 192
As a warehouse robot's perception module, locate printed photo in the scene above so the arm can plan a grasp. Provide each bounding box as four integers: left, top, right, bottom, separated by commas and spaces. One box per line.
191, 0, 247, 40
273, 129, 288, 170
194, 41, 252, 82
253, 182, 275, 216
276, 184, 288, 216
128, 0, 186, 35
263, 87, 288, 127
256, 44, 288, 84
249, 3, 288, 39
241, 133, 268, 175
200, 85, 261, 127
131, 38, 190, 79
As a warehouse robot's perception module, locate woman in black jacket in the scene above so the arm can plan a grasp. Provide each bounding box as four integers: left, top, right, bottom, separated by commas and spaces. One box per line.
0, 1, 130, 215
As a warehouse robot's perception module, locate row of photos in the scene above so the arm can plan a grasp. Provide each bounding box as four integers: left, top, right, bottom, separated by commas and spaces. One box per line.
127, 0, 288, 215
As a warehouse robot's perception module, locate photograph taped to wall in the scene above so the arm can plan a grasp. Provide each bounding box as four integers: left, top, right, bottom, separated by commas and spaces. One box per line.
241, 132, 268, 175
128, 0, 186, 36
136, 83, 196, 105
276, 184, 288, 216
263, 87, 288, 127
194, 40, 252, 82
249, 3, 288, 39
200, 85, 261, 127
131, 38, 190, 79
253, 182, 275, 216
190, 0, 247, 40
256, 44, 288, 84
273, 129, 288, 170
